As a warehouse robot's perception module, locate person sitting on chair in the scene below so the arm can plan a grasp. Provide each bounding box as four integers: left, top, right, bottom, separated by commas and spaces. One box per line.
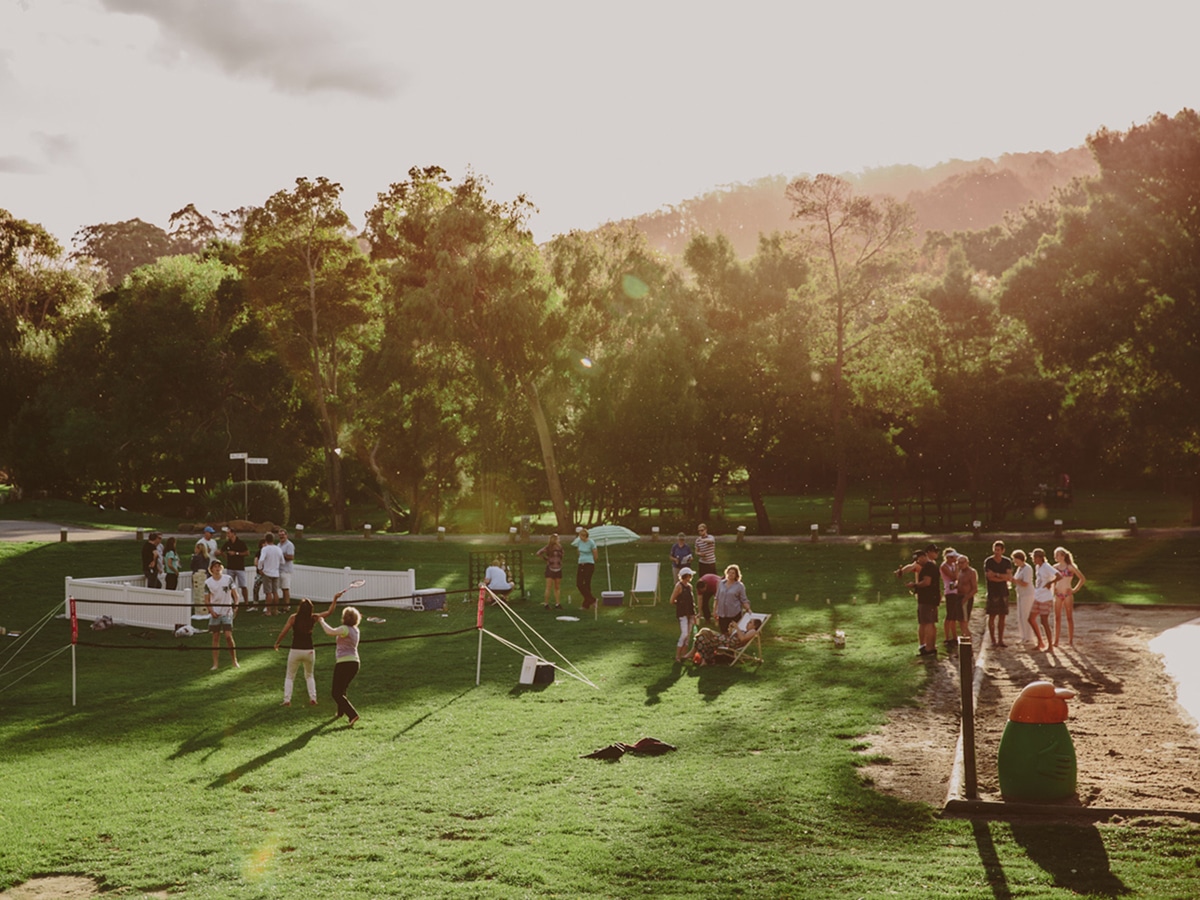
483, 557, 514, 600
690, 617, 762, 666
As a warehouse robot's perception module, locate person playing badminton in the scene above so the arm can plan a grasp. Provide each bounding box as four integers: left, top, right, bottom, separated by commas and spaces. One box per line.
320, 605, 364, 727
273, 588, 347, 706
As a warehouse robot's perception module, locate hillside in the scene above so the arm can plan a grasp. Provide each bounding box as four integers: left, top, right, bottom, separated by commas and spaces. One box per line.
626, 147, 1098, 258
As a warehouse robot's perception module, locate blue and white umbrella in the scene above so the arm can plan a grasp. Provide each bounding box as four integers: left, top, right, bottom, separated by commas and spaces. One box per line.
584, 525, 640, 591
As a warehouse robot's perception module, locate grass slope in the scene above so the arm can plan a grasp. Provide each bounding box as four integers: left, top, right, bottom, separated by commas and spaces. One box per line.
1, 537, 1198, 897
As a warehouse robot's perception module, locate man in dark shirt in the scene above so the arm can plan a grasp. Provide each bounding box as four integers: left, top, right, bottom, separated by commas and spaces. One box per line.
141, 532, 162, 589
222, 527, 250, 609
897, 543, 941, 656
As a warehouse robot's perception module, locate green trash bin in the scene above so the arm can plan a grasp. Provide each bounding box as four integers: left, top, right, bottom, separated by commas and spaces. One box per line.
997, 680, 1077, 801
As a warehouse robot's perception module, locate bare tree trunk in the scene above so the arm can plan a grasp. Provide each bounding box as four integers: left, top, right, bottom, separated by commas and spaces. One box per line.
523, 380, 571, 530
747, 473, 772, 535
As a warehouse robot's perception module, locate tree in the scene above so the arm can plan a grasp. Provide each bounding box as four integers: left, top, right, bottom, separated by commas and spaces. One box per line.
786, 174, 915, 530
242, 177, 380, 530
999, 109, 1200, 521
366, 167, 572, 530
71, 218, 174, 287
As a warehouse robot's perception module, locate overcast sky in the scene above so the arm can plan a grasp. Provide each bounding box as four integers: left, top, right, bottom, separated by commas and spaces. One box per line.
1, 0, 1197, 247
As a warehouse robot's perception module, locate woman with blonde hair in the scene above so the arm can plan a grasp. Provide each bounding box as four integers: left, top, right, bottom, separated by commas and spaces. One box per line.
320, 606, 364, 726
1051, 547, 1086, 647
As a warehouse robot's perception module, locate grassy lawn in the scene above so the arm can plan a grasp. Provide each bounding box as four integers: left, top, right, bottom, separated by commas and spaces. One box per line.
1, 536, 1199, 897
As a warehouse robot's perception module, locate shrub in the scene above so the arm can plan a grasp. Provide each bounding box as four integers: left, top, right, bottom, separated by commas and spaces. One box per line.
204, 480, 289, 526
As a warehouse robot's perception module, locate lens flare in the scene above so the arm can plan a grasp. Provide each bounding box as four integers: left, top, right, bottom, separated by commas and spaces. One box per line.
580, 357, 593, 368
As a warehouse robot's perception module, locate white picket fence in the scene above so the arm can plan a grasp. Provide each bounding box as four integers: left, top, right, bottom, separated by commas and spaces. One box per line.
66, 564, 423, 632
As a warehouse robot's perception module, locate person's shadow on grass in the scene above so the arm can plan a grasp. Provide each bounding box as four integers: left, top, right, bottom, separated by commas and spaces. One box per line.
1009, 821, 1129, 897
206, 720, 333, 788
645, 660, 685, 706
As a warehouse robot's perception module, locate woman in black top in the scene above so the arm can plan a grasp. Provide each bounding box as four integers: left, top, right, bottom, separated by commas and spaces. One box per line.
273, 591, 344, 706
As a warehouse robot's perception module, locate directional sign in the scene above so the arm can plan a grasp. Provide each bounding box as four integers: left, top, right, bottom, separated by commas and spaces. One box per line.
247, 457, 269, 465
229, 452, 248, 460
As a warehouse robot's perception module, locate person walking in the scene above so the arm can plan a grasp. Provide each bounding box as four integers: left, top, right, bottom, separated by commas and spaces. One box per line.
669, 567, 697, 662
571, 528, 598, 610
535, 534, 564, 609
273, 590, 345, 706
320, 606, 363, 727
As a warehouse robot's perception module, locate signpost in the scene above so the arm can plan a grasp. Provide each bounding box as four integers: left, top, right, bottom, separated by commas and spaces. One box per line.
229, 453, 268, 520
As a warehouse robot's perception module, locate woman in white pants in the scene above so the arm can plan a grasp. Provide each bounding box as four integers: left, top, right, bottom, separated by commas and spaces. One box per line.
273, 591, 343, 706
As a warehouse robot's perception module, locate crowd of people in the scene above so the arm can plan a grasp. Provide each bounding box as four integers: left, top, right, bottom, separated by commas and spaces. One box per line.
897, 540, 1087, 656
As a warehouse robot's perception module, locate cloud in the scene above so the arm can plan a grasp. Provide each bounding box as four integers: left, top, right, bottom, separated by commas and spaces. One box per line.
0, 155, 41, 174
33, 132, 81, 166
98, 0, 404, 99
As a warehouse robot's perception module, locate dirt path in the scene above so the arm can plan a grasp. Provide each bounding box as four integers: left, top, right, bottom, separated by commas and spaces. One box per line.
858, 604, 1200, 812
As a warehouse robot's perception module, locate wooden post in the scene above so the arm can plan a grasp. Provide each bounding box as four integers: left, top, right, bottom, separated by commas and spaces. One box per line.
958, 635, 977, 799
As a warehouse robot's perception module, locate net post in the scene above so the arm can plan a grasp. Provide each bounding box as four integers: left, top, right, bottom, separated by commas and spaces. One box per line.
70, 596, 78, 707
475, 586, 486, 686
958, 635, 977, 799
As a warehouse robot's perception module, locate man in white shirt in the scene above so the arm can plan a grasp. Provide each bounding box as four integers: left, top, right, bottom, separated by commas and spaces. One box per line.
1030, 548, 1056, 651
258, 532, 285, 617
278, 528, 296, 607
199, 526, 219, 565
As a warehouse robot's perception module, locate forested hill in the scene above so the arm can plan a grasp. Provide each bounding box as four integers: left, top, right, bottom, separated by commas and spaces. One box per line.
625, 147, 1098, 258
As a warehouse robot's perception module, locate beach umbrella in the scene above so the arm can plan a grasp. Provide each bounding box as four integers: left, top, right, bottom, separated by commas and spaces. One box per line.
584, 525, 640, 590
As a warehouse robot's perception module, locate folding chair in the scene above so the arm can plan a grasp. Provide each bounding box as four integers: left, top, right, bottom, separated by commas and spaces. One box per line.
629, 562, 660, 607
727, 612, 770, 665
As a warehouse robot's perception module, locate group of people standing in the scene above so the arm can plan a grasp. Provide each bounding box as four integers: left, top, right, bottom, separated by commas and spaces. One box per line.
666, 525, 756, 664
900, 539, 1086, 656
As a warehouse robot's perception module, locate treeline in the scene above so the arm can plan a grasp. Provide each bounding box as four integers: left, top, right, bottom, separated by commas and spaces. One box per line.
1, 112, 1197, 532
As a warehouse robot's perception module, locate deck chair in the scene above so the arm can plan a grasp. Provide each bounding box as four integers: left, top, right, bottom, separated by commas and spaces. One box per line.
727, 611, 770, 665
629, 562, 660, 607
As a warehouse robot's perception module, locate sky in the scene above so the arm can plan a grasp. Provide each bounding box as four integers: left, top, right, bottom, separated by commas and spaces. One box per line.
1, 0, 1197, 248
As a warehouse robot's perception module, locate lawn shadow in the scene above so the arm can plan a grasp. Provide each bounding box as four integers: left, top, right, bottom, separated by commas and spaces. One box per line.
690, 663, 751, 702
1009, 821, 1130, 897
169, 708, 271, 763
971, 820, 1011, 899
393, 687, 472, 739
206, 719, 333, 788
644, 661, 685, 706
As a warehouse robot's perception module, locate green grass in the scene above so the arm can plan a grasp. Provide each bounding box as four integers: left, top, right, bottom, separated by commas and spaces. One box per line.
2, 537, 1199, 897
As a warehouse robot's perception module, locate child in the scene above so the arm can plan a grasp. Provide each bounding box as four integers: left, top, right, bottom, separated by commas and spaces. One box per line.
205, 560, 240, 671
669, 567, 697, 662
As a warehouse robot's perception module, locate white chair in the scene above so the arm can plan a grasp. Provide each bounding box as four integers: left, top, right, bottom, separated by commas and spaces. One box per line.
629, 562, 660, 607
726, 612, 770, 665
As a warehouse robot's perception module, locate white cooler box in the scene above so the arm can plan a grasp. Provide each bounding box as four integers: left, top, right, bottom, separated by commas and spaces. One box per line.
519, 655, 555, 685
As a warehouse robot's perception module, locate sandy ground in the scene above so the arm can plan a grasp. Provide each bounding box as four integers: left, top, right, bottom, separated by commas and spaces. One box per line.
858, 604, 1200, 812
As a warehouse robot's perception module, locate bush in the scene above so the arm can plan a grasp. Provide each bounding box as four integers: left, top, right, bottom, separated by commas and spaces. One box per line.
204, 480, 289, 526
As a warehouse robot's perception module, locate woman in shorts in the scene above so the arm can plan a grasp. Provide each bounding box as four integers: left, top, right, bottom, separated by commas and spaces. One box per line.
536, 534, 564, 609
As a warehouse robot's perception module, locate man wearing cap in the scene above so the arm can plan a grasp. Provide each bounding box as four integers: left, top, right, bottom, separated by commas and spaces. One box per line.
897, 543, 941, 656
198, 526, 219, 567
